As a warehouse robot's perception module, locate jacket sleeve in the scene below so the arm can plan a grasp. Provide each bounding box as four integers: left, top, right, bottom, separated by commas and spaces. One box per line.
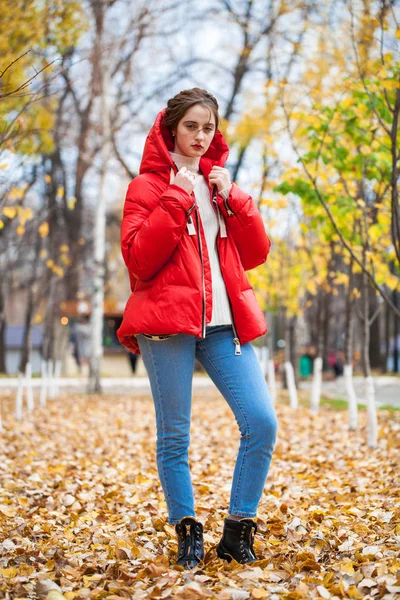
217, 183, 271, 271
121, 176, 196, 281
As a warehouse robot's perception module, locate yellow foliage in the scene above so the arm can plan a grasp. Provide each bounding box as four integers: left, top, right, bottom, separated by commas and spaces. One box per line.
16, 207, 33, 226
341, 97, 354, 109
382, 80, 400, 91
39, 222, 49, 238
0, 0, 86, 155
333, 273, 349, 286
8, 187, 25, 201
53, 265, 64, 278
67, 197, 77, 210
306, 279, 317, 296
385, 274, 400, 291
2, 206, 16, 219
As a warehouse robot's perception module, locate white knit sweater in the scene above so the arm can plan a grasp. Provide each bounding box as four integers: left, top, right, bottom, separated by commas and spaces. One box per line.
169, 151, 233, 327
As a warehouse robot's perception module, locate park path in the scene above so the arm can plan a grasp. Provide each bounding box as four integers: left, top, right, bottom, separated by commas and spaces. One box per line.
0, 374, 399, 406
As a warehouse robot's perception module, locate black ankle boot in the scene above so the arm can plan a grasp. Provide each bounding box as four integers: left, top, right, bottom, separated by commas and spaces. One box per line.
216, 517, 258, 564
175, 516, 204, 569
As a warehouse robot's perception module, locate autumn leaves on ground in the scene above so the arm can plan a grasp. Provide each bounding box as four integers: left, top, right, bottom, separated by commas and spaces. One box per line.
0, 391, 399, 600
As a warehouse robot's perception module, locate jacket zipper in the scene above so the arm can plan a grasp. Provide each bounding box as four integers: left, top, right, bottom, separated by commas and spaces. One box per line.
212, 187, 241, 356
222, 190, 235, 216
194, 208, 206, 339
171, 159, 204, 337
171, 163, 238, 350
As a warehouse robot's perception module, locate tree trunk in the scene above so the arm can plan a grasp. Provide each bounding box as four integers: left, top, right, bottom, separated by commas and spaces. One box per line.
369, 285, 382, 369
289, 315, 299, 386
361, 271, 378, 448
19, 236, 42, 374
382, 298, 390, 374
393, 288, 399, 373
344, 258, 358, 429
0, 280, 6, 374
311, 292, 324, 414
18, 286, 35, 374
284, 314, 298, 408
267, 325, 277, 403
42, 277, 57, 362
88, 0, 109, 393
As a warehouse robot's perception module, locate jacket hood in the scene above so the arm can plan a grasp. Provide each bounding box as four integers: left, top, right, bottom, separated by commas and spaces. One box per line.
139, 108, 230, 181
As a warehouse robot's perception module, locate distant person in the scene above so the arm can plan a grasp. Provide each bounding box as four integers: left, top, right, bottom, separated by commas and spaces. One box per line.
116, 88, 278, 569
333, 352, 344, 378
69, 322, 81, 372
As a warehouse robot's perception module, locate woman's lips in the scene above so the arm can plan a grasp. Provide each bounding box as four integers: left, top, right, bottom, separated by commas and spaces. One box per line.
192, 145, 203, 149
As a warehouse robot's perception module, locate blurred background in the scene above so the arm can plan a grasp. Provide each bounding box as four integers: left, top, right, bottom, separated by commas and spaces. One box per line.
0, 0, 399, 389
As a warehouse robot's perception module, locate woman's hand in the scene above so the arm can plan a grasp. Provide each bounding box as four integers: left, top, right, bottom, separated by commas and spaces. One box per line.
173, 166, 196, 195
208, 166, 231, 193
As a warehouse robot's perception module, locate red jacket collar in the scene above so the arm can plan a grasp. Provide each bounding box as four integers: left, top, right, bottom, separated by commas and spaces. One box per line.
139, 108, 230, 181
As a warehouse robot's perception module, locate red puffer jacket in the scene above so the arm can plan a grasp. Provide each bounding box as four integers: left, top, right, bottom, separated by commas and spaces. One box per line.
117, 108, 271, 355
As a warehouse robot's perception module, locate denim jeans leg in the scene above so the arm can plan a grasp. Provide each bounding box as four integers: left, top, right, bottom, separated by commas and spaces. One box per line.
196, 325, 278, 518
136, 333, 198, 524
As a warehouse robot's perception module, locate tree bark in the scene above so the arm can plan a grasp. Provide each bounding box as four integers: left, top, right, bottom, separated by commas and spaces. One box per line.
0, 281, 6, 374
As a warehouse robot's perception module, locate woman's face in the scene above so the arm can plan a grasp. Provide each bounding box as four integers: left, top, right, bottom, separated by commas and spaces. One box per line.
172, 104, 216, 157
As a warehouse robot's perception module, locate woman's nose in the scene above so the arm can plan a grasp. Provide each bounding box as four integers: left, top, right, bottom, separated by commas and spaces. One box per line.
195, 128, 205, 141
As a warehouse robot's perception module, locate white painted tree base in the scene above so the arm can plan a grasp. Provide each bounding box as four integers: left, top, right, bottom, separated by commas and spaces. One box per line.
267, 359, 277, 404
15, 362, 34, 420
311, 357, 323, 414
284, 361, 298, 408
344, 364, 358, 430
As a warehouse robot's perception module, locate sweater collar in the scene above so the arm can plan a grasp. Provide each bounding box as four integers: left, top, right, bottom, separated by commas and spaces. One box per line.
168, 151, 200, 173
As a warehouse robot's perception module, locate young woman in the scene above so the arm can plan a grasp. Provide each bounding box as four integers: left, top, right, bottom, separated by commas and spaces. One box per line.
117, 88, 278, 570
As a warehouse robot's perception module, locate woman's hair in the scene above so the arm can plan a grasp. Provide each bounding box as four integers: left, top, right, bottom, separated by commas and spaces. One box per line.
164, 88, 220, 133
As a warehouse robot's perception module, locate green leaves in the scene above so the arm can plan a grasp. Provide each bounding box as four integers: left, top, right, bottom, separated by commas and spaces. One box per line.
274, 180, 320, 206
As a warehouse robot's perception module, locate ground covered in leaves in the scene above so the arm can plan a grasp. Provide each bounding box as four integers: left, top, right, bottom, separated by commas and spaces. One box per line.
0, 389, 399, 600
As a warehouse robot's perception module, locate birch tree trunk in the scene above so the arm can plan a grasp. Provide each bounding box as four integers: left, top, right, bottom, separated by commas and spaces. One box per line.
344, 259, 358, 430
284, 314, 298, 408
361, 271, 378, 448
311, 294, 324, 414
267, 330, 277, 404
88, 2, 110, 393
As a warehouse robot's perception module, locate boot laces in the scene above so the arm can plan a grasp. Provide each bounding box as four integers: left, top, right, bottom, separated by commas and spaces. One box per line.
240, 521, 257, 561
178, 521, 202, 560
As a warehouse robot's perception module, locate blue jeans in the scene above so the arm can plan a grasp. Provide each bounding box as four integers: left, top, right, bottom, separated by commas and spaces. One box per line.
136, 324, 278, 524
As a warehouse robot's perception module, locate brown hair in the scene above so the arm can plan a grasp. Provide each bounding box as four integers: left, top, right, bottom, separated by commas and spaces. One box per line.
164, 88, 220, 134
